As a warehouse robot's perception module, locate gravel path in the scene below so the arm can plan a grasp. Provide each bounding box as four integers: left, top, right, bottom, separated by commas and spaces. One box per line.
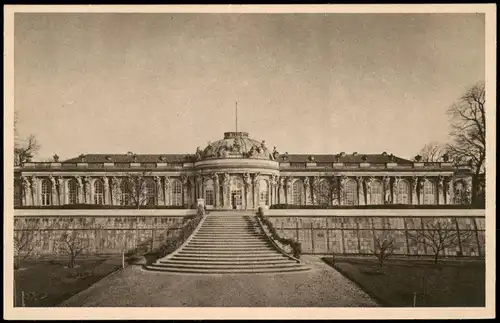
59, 256, 378, 307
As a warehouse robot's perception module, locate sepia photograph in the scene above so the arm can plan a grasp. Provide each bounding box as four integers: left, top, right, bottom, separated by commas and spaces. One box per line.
4, 4, 496, 320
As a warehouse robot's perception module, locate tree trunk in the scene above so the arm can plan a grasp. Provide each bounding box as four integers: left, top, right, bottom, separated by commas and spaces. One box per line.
434, 252, 439, 264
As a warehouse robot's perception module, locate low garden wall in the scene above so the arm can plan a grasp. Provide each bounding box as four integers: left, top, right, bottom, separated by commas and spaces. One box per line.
14, 209, 197, 255
262, 209, 485, 257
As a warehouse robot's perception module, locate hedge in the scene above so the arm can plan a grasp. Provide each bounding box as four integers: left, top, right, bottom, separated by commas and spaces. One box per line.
257, 208, 301, 259
15, 204, 190, 210
269, 204, 484, 210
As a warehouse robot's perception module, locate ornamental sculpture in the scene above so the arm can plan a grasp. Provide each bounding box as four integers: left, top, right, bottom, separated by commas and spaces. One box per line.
243, 173, 251, 187
438, 176, 444, 189
304, 177, 310, 188
223, 173, 230, 186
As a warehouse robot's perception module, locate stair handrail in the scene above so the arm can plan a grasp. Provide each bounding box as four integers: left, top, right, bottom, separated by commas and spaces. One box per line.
255, 211, 302, 263
154, 210, 209, 262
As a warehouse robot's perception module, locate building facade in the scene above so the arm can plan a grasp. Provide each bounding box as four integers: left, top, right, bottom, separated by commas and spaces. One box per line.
14, 131, 474, 210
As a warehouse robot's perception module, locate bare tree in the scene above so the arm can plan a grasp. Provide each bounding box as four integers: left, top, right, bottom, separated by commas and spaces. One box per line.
418, 142, 447, 162
446, 82, 486, 204
371, 231, 396, 267
14, 112, 41, 167
408, 218, 473, 264
58, 231, 87, 268
311, 176, 342, 207
14, 218, 43, 268
122, 171, 154, 209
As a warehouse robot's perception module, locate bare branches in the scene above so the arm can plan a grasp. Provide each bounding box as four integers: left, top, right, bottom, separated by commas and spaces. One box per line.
371, 231, 396, 267
14, 134, 40, 166
446, 82, 486, 176
418, 142, 447, 162
311, 177, 340, 207
408, 218, 474, 264
123, 171, 154, 209
58, 231, 87, 268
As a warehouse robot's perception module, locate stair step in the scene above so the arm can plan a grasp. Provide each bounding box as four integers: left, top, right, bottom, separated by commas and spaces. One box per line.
176, 250, 280, 255
144, 267, 310, 274
149, 262, 303, 270
170, 255, 290, 261
171, 254, 289, 259
162, 259, 293, 265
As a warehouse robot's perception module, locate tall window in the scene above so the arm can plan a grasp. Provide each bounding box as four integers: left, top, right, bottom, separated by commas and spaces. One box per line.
291, 180, 303, 205
68, 178, 78, 204
370, 180, 383, 205
94, 179, 104, 205
171, 179, 183, 206
397, 179, 410, 204
343, 180, 358, 205
423, 180, 437, 205
204, 179, 214, 206
259, 179, 269, 205
120, 179, 132, 206
145, 179, 156, 206
41, 179, 52, 206
316, 180, 330, 206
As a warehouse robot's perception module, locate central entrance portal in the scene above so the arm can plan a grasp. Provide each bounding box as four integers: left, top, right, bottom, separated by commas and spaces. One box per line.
230, 177, 244, 210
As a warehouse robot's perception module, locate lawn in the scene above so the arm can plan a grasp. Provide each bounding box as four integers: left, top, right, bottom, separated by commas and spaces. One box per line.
13, 255, 123, 307
323, 257, 485, 307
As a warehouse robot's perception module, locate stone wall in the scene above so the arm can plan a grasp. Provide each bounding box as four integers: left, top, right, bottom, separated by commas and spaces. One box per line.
14, 210, 197, 255
265, 209, 485, 257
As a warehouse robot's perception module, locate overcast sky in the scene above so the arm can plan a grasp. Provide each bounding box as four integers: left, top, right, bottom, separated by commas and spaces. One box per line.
14, 13, 485, 161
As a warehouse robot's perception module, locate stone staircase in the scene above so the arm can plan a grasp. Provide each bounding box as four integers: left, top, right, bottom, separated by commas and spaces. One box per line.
144, 211, 310, 274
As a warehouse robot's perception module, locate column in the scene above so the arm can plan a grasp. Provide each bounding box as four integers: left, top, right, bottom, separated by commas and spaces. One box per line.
222, 173, 230, 209
339, 176, 347, 205
304, 177, 311, 205
31, 176, 39, 206
163, 177, 170, 206
411, 176, 419, 205
181, 176, 188, 207
446, 177, 454, 204
438, 176, 445, 205
357, 176, 365, 206
57, 176, 65, 205
252, 174, 260, 208
365, 177, 372, 205
279, 177, 285, 204
21, 177, 32, 206
83, 176, 91, 204
418, 178, 425, 205
392, 177, 399, 205
103, 177, 110, 205
188, 177, 195, 206
213, 174, 220, 209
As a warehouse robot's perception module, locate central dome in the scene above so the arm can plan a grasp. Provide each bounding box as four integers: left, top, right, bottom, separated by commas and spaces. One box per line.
195, 132, 278, 161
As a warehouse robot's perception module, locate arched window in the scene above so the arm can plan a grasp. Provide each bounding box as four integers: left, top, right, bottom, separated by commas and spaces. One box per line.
397, 179, 410, 204
423, 180, 437, 205
41, 179, 52, 206
370, 180, 383, 205
230, 177, 244, 208
120, 179, 132, 206
316, 180, 331, 206
291, 180, 303, 205
343, 180, 358, 205
204, 179, 214, 206
145, 179, 156, 206
94, 179, 104, 205
68, 178, 79, 204
259, 179, 269, 205
171, 179, 183, 206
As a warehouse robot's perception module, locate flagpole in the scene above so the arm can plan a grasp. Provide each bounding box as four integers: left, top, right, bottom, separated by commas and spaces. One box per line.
235, 101, 238, 133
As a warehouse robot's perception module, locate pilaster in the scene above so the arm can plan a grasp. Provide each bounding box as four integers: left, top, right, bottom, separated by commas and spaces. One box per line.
357, 176, 365, 206
304, 177, 311, 205
411, 176, 418, 205
163, 176, 170, 206
438, 176, 445, 205
446, 177, 454, 204
213, 174, 220, 208
103, 177, 110, 205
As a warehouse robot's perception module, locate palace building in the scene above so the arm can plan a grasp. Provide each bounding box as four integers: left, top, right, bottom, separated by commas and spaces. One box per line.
14, 131, 474, 210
